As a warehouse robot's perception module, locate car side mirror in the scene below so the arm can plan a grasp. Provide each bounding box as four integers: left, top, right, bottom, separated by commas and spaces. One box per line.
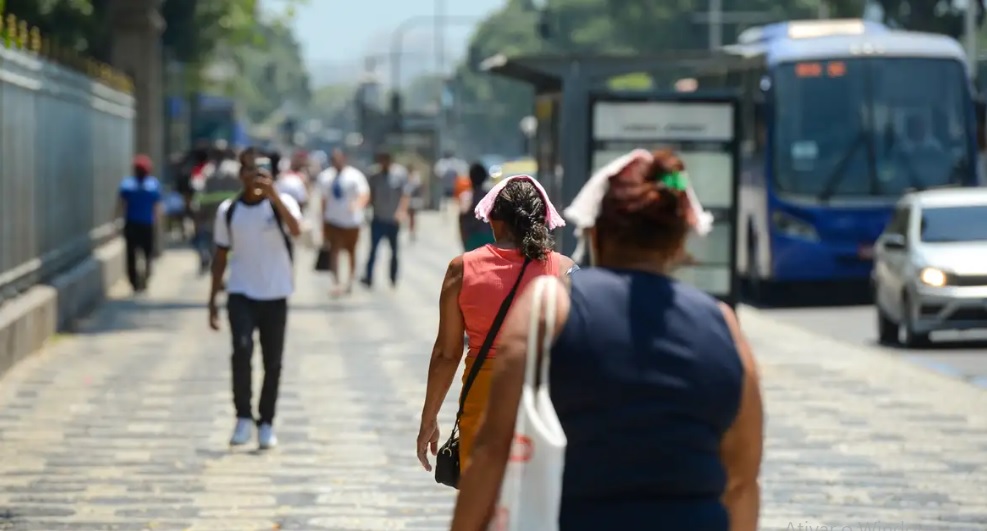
882, 234, 906, 250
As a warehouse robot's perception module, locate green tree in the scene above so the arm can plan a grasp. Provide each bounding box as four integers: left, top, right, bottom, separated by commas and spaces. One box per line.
5, 0, 308, 70
452, 0, 623, 156
602, 0, 844, 53
874, 0, 983, 38
4, 0, 111, 59
310, 83, 355, 118
451, 0, 885, 155
225, 20, 312, 123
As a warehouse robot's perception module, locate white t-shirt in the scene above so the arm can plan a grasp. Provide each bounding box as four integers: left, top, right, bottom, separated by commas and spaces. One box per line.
318, 165, 370, 228
214, 194, 302, 301
276, 172, 309, 206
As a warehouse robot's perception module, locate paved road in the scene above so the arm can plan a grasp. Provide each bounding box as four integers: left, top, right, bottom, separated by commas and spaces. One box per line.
1, 211, 987, 530
763, 305, 987, 389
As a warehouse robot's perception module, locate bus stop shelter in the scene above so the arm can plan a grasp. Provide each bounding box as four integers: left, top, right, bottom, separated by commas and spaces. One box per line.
480, 51, 751, 246
482, 51, 746, 306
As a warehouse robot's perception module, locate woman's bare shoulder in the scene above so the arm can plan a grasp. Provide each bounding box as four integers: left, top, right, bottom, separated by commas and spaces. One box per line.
446, 255, 465, 278
554, 252, 576, 277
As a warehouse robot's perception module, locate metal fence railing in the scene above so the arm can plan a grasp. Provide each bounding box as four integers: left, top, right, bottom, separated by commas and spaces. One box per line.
0, 14, 136, 305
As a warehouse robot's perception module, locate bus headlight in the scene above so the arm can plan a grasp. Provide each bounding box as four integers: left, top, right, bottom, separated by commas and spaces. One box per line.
919, 267, 947, 287
771, 211, 819, 241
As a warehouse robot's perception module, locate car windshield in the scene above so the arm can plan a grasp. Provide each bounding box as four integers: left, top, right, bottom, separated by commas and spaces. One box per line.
920, 205, 987, 242
773, 57, 974, 199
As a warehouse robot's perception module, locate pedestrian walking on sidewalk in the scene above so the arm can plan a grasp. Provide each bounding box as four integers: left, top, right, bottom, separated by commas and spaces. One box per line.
207, 147, 302, 450
451, 149, 764, 531
275, 152, 311, 213
406, 165, 424, 241
417, 174, 574, 478
360, 151, 412, 289
458, 162, 496, 252
194, 148, 240, 274
318, 148, 369, 296
117, 154, 162, 293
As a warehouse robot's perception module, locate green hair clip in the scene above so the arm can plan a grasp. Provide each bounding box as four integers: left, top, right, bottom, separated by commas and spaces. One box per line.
659, 171, 689, 191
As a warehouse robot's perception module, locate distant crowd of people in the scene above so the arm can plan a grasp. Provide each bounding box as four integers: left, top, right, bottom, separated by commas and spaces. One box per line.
113, 143, 764, 531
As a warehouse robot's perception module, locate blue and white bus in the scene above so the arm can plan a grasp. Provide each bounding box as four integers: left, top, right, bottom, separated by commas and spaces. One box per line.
692, 19, 982, 291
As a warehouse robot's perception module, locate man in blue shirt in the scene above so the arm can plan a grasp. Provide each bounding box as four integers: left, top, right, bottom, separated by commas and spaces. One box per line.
117, 155, 162, 293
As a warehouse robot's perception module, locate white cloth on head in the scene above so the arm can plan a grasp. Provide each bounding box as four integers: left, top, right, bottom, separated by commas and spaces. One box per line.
474, 174, 565, 230
562, 149, 714, 262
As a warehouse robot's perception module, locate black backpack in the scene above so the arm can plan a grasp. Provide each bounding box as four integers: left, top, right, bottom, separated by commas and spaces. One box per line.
224, 195, 294, 261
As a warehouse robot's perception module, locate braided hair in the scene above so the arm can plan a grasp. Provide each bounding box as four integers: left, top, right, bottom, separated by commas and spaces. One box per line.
489, 178, 554, 261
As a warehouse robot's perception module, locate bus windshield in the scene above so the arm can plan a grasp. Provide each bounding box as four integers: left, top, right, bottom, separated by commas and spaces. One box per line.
772, 57, 973, 199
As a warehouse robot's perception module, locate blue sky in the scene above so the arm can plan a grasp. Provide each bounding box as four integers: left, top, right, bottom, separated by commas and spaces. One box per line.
262, 0, 504, 87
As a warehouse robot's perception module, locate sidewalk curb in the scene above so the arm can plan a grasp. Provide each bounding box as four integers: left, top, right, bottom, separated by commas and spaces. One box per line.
0, 238, 125, 378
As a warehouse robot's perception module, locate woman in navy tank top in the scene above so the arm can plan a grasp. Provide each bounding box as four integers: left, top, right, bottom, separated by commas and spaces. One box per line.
450, 149, 764, 531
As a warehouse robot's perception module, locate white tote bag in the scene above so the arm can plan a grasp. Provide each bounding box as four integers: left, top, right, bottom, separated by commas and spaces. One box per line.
490, 276, 567, 531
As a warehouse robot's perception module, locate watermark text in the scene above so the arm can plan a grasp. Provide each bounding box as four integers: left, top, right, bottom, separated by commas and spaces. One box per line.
787, 522, 913, 531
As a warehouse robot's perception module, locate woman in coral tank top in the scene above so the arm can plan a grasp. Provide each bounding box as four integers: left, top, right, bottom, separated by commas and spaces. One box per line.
416, 175, 576, 475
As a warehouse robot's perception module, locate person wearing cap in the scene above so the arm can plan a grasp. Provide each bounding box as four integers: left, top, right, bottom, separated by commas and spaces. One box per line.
116, 155, 163, 293
450, 149, 763, 531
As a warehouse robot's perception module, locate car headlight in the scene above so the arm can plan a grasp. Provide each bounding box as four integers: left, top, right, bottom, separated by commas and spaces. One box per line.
919, 267, 947, 287
771, 210, 819, 241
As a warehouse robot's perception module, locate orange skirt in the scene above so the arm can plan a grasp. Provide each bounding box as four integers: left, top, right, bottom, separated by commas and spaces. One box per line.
458, 355, 496, 473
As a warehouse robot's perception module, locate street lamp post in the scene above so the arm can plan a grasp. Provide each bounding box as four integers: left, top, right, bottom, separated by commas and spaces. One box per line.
389, 15, 480, 99
355, 66, 383, 159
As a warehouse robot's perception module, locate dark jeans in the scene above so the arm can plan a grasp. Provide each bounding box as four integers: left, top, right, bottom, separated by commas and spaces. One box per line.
227, 294, 288, 425
192, 227, 213, 271
364, 219, 400, 285
123, 222, 155, 290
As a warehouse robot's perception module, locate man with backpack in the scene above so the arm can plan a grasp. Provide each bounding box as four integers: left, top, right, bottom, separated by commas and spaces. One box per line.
208, 147, 302, 450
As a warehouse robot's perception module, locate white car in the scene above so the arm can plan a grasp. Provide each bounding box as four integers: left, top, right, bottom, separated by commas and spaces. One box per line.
873, 188, 987, 347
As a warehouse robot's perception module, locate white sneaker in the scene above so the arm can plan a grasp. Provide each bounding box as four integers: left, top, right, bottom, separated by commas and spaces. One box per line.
258, 423, 277, 449
229, 418, 254, 446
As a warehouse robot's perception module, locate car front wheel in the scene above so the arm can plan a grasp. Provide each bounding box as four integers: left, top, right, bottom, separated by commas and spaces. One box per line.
876, 291, 897, 345
897, 292, 931, 348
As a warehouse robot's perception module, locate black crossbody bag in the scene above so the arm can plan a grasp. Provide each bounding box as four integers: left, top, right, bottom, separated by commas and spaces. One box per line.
435, 257, 532, 488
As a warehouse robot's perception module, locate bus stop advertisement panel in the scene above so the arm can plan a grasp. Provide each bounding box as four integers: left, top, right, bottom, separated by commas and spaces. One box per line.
589, 94, 741, 307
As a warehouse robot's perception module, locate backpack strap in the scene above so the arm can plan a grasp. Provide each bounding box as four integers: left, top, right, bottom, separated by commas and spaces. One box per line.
269, 200, 295, 262
224, 194, 293, 262
224, 195, 240, 248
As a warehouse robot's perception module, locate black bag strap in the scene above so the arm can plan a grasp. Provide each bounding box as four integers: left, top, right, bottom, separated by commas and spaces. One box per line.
225, 194, 294, 261
269, 202, 295, 262
224, 196, 238, 240
452, 256, 532, 431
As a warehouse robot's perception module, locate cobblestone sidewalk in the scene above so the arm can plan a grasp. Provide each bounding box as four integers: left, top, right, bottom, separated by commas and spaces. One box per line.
0, 211, 985, 530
